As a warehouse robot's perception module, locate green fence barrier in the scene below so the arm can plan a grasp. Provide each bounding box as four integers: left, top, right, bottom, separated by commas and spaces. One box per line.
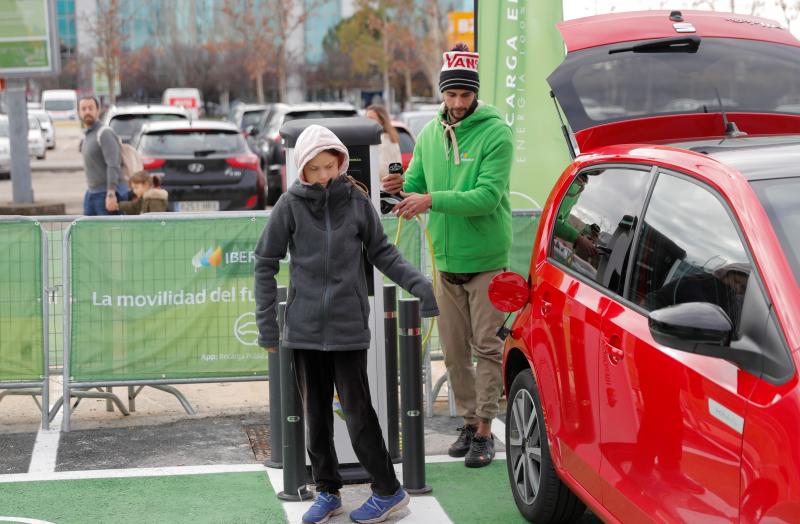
66, 214, 423, 383
0, 218, 44, 383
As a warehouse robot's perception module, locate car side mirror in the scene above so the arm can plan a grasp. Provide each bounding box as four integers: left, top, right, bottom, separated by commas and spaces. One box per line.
649, 302, 761, 372
488, 271, 529, 313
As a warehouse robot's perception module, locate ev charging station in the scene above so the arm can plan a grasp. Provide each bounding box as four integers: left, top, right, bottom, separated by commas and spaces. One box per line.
279, 117, 389, 476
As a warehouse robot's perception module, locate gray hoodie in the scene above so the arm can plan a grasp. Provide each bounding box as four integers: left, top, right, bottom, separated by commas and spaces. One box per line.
255, 175, 438, 351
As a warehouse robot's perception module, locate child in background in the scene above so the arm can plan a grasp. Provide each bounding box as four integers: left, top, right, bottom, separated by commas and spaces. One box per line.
254, 124, 438, 524
117, 171, 169, 214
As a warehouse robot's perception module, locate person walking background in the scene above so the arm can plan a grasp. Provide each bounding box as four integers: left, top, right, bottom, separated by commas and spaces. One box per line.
365, 104, 402, 180
78, 95, 128, 215
254, 124, 438, 524
384, 43, 514, 468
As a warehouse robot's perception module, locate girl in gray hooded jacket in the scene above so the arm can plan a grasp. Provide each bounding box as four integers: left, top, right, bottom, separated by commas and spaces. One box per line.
254, 124, 437, 524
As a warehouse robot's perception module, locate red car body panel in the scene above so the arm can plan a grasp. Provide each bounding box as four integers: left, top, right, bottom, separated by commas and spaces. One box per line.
501, 143, 800, 522
557, 10, 797, 53
575, 113, 800, 153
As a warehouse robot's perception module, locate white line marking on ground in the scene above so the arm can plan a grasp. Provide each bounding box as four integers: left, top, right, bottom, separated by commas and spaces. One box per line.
493, 417, 506, 441
27, 401, 63, 473
0, 464, 265, 484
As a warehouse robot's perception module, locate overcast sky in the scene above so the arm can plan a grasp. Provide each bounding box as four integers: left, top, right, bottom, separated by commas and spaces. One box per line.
562, 1, 799, 35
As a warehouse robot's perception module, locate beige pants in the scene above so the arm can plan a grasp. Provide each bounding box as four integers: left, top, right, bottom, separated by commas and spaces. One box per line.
436, 269, 505, 424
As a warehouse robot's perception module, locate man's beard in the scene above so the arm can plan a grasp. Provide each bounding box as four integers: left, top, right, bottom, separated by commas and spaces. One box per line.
82, 115, 95, 127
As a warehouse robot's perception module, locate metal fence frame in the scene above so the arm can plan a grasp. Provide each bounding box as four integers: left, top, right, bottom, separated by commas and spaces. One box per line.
0, 216, 50, 429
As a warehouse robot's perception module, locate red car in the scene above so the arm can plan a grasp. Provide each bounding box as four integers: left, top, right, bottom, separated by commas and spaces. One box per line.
488, 10, 800, 523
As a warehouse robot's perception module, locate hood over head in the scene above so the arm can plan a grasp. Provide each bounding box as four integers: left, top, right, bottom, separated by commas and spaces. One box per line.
294, 124, 350, 184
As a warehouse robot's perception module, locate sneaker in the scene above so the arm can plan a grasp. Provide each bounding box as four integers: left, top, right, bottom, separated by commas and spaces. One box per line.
465, 433, 495, 468
447, 424, 476, 457
349, 487, 410, 524
302, 492, 343, 524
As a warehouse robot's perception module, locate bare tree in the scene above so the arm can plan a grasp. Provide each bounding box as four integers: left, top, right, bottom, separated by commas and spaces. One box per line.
84, 0, 130, 104
221, 0, 322, 103
776, 0, 800, 31
415, 1, 448, 97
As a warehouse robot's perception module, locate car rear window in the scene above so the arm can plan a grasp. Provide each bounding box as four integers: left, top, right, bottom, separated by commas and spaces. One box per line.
241, 110, 266, 128
752, 177, 800, 286
139, 130, 247, 156
43, 100, 74, 111
549, 39, 800, 132
110, 114, 187, 137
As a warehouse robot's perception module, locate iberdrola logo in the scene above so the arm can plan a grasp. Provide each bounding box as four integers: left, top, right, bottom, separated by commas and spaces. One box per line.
192, 246, 223, 271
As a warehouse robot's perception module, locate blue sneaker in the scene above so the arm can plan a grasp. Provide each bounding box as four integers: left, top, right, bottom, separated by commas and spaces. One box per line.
349, 487, 410, 523
302, 492, 343, 524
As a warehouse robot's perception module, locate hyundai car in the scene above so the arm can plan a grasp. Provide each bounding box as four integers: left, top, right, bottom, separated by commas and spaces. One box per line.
135, 120, 265, 211
488, 10, 800, 523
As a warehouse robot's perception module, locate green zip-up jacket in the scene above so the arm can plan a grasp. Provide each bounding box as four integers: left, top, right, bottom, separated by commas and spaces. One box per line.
403, 103, 513, 273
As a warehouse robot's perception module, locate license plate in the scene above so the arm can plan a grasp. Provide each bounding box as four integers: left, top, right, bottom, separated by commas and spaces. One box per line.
175, 201, 219, 212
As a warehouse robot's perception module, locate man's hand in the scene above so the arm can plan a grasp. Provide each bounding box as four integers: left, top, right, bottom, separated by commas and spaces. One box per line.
265, 346, 278, 353
105, 192, 118, 212
574, 234, 597, 258
381, 173, 404, 193
393, 192, 432, 219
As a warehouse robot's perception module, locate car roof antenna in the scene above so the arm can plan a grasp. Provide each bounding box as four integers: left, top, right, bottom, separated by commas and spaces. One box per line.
715, 88, 747, 138
550, 91, 577, 159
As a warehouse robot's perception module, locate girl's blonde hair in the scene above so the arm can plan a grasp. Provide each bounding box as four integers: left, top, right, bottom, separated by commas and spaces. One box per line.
366, 105, 399, 144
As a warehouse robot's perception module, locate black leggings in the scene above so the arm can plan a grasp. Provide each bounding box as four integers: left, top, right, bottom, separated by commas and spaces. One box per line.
294, 349, 399, 496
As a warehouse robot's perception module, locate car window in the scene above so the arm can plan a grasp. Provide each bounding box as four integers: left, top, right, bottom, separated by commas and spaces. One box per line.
550, 166, 653, 294
43, 100, 74, 111
0, 120, 8, 136
241, 110, 266, 129
110, 114, 187, 137
752, 177, 800, 287
396, 128, 415, 153
139, 130, 247, 156
630, 172, 752, 330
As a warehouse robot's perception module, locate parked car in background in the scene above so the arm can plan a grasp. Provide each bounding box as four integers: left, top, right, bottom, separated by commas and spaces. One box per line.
0, 118, 10, 179
27, 115, 46, 160
28, 109, 55, 149
229, 103, 271, 133
135, 120, 265, 211
41, 89, 78, 120
398, 109, 439, 138
392, 120, 415, 171
249, 102, 358, 205
489, 10, 800, 524
101, 104, 189, 144
162, 88, 203, 119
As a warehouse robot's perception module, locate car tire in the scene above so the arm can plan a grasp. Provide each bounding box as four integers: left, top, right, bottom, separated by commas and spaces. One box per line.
506, 370, 586, 523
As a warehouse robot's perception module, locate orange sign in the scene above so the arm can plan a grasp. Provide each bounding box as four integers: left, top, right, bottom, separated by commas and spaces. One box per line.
448, 11, 475, 50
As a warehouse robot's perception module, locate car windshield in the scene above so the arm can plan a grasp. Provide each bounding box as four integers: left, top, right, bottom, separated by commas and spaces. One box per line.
139, 130, 246, 156
0, 120, 8, 137
549, 38, 800, 132
44, 100, 74, 111
110, 114, 187, 138
751, 177, 800, 286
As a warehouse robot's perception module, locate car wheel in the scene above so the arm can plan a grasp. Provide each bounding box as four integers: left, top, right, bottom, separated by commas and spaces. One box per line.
506, 370, 585, 523
37, 153, 46, 160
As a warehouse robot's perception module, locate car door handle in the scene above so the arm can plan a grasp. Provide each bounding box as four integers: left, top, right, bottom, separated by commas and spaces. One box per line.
604, 335, 624, 365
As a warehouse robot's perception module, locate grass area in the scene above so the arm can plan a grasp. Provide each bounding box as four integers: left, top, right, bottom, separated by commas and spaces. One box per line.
0, 472, 285, 524
427, 460, 527, 524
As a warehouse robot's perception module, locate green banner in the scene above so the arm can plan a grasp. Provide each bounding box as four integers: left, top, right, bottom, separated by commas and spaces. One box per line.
68, 216, 423, 382
478, 0, 569, 208
0, 0, 52, 73
0, 219, 44, 382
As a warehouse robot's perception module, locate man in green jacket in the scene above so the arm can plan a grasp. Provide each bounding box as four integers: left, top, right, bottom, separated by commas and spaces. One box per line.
385, 43, 513, 468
